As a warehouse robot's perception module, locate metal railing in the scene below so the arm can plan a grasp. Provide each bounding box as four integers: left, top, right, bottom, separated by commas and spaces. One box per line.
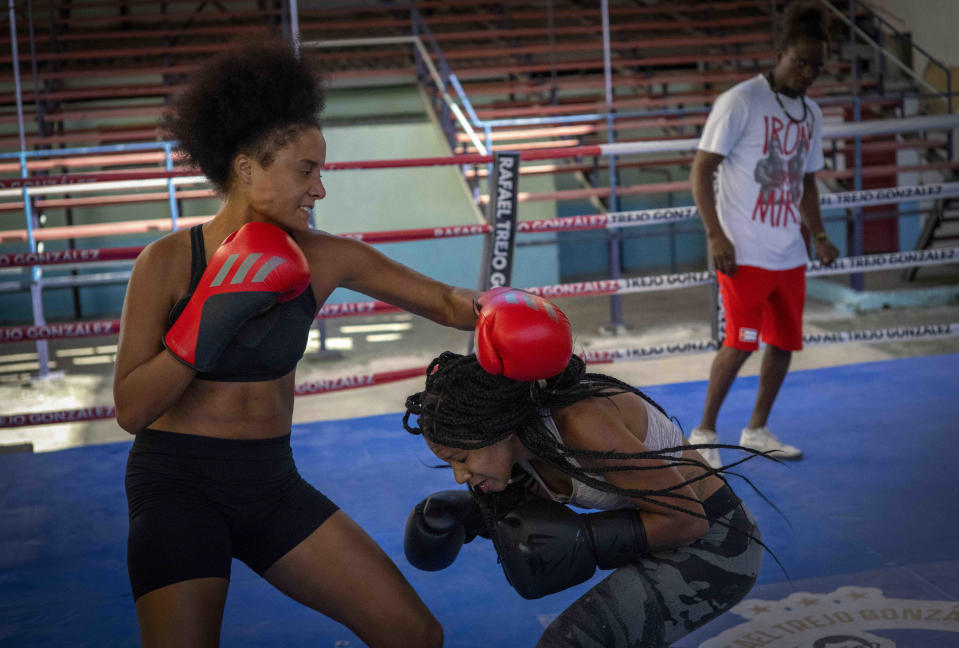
818, 0, 952, 118
413, 0, 958, 318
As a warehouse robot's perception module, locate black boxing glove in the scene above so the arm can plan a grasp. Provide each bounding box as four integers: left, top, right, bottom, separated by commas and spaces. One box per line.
493, 498, 649, 599
404, 490, 486, 571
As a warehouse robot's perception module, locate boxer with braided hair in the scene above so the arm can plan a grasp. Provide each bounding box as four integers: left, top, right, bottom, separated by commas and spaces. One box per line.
403, 351, 767, 647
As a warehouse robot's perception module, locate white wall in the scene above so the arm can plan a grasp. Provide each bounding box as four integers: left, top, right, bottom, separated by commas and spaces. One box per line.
868, 0, 959, 70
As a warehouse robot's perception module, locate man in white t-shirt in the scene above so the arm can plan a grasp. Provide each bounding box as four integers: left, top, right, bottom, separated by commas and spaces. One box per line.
688, 1, 840, 469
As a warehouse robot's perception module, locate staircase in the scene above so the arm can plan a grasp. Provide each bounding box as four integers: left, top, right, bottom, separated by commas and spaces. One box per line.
833, 0, 959, 274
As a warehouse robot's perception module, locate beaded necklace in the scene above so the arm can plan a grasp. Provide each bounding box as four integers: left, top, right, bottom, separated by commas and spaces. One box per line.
767, 72, 808, 125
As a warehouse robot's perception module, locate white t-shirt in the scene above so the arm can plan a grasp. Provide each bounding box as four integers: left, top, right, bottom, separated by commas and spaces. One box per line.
698, 74, 824, 270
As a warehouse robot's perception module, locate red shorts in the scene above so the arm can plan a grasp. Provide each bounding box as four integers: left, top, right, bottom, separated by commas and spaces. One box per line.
717, 265, 805, 352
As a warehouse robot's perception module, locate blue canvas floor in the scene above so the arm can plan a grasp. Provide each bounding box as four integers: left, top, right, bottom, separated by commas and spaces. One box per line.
1, 353, 958, 647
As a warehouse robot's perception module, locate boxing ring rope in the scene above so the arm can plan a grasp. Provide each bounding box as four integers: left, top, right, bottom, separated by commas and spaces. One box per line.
1, 178, 955, 292
2, 180, 957, 275
3, 318, 958, 430
2, 244, 956, 343
578, 322, 959, 364
2, 181, 958, 427
3, 114, 959, 422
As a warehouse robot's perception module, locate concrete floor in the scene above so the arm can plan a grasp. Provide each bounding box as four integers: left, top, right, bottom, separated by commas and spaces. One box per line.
2, 266, 957, 453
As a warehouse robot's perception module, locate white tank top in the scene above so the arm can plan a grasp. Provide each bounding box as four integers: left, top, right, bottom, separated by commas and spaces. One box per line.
518, 399, 684, 510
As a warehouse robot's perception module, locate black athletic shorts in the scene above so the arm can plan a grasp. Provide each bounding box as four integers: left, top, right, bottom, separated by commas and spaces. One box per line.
125, 428, 339, 600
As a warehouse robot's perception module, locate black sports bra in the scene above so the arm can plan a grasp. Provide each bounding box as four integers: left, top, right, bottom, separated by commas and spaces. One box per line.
167, 225, 317, 382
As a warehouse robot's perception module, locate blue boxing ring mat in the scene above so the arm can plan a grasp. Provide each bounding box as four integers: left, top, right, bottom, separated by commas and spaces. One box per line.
2, 353, 958, 647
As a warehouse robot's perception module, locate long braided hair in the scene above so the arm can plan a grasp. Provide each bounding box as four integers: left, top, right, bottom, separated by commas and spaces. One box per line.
403, 351, 771, 525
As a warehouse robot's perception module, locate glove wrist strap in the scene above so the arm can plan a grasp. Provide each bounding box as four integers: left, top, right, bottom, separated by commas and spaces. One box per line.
585, 509, 649, 570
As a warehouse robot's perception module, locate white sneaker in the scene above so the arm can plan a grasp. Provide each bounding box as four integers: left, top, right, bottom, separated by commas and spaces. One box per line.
688, 427, 721, 469
739, 426, 802, 460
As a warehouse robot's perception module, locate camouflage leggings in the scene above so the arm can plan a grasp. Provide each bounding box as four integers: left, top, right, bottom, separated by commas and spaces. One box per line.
537, 495, 762, 648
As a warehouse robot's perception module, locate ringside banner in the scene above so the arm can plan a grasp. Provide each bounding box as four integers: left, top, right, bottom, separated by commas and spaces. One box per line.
479, 151, 521, 290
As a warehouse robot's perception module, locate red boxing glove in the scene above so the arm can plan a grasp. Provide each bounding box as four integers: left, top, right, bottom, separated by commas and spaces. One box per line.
472, 285, 513, 317
164, 221, 311, 372
474, 287, 572, 381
